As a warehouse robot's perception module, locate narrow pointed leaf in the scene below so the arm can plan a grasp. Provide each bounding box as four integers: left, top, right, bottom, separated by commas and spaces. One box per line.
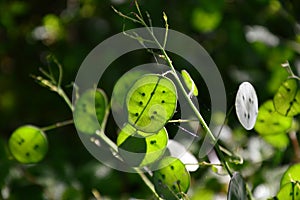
181, 69, 198, 96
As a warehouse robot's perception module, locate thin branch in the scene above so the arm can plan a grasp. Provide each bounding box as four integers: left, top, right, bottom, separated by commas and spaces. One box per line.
52, 56, 63, 86
92, 189, 102, 200
146, 11, 153, 32
111, 6, 142, 24
40, 119, 74, 132
168, 119, 198, 123
282, 61, 300, 80
95, 130, 162, 199
135, 0, 143, 21
289, 130, 300, 162
163, 12, 169, 49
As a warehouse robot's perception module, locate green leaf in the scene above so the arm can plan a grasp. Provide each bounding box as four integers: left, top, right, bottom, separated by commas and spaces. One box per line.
153, 157, 190, 200
254, 100, 292, 135
117, 123, 168, 167
73, 89, 108, 135
227, 172, 247, 200
280, 164, 300, 187
126, 74, 177, 133
274, 78, 300, 117
275, 182, 300, 200
181, 69, 198, 96
8, 125, 48, 164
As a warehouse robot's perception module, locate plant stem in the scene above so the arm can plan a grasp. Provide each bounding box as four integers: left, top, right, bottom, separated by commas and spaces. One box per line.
95, 130, 161, 199
57, 87, 74, 111
289, 130, 300, 162
281, 61, 300, 80
114, 4, 255, 198
246, 184, 254, 200
135, 168, 162, 199
155, 34, 257, 199
150, 24, 257, 200
96, 130, 118, 152
148, 29, 233, 177
168, 119, 198, 123
41, 119, 74, 132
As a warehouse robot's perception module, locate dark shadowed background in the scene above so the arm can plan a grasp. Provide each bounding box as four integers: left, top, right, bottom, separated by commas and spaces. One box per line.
1, 0, 300, 199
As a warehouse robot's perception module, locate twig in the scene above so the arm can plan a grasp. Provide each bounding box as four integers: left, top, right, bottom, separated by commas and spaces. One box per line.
41, 119, 74, 132
282, 61, 300, 80
289, 130, 300, 162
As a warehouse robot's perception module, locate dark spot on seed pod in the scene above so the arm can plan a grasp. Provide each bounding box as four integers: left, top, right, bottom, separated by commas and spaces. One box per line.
34, 144, 39, 150
18, 139, 25, 145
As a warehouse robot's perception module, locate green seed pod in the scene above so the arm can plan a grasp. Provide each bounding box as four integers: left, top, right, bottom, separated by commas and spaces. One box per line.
9, 125, 48, 164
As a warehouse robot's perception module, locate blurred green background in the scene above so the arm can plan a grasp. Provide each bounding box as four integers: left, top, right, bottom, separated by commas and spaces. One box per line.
1, 0, 300, 199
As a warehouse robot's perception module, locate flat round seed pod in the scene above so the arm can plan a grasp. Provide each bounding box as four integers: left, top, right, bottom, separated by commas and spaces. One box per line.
73, 89, 108, 135
235, 82, 258, 130
274, 78, 300, 117
280, 164, 300, 187
117, 123, 168, 167
254, 100, 292, 135
167, 140, 199, 172
126, 74, 177, 133
153, 157, 190, 200
276, 182, 300, 200
9, 125, 48, 164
